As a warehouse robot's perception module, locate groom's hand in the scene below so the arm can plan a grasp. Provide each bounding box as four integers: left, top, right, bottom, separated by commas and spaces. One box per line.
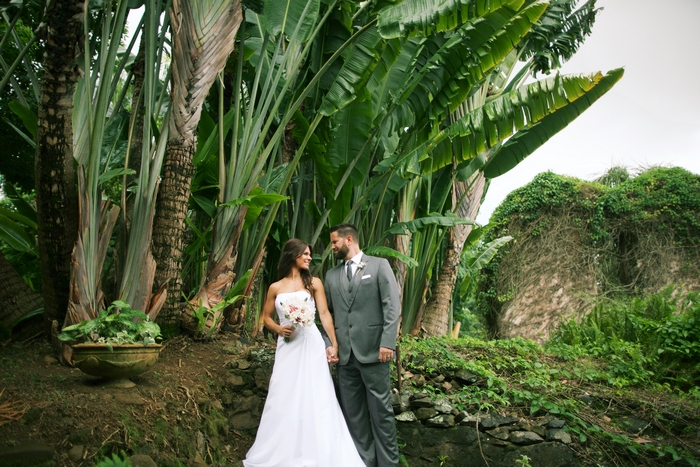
378, 347, 394, 363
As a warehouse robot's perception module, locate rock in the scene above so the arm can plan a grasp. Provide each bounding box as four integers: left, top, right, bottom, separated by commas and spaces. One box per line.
130, 454, 158, 467
67, 445, 84, 462
115, 393, 145, 405
238, 360, 251, 370
412, 374, 426, 387
433, 397, 453, 414
616, 416, 649, 434
509, 431, 544, 445
391, 393, 411, 414
502, 442, 581, 467
192, 452, 207, 467
454, 369, 478, 385
426, 414, 455, 428
43, 355, 59, 364
547, 419, 566, 429
456, 411, 479, 426
254, 367, 271, 391
410, 397, 433, 409
415, 407, 438, 420
395, 411, 418, 422
226, 374, 246, 389
0, 444, 55, 465
546, 428, 572, 444
518, 422, 546, 437
485, 426, 511, 440
479, 414, 519, 430
230, 412, 259, 430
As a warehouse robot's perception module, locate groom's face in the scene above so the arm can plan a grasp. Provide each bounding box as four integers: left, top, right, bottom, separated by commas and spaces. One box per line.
330, 232, 350, 260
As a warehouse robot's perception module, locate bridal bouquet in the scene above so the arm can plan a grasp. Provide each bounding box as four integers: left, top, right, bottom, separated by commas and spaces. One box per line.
282, 295, 315, 342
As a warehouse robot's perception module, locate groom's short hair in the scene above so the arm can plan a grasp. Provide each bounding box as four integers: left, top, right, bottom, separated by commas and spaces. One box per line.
330, 223, 359, 242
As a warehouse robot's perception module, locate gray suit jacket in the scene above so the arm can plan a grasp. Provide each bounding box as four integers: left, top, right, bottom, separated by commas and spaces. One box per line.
324, 254, 400, 365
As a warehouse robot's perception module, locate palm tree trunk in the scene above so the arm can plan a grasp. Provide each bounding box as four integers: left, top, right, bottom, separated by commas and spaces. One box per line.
34, 0, 85, 335
151, 0, 243, 336
421, 171, 487, 336
152, 143, 196, 335
0, 251, 44, 336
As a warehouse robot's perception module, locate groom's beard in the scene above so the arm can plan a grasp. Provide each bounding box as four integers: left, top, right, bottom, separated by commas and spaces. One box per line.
334, 245, 348, 260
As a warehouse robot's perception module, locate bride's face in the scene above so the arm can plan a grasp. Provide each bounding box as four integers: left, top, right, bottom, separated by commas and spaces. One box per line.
295, 247, 312, 271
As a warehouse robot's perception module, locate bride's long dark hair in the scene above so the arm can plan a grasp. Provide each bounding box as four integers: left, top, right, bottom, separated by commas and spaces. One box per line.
277, 239, 315, 294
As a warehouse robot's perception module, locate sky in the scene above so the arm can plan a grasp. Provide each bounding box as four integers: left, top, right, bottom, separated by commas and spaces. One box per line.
475, 0, 700, 224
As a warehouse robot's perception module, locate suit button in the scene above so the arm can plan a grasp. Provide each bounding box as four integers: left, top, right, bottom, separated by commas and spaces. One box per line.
349, 325, 353, 328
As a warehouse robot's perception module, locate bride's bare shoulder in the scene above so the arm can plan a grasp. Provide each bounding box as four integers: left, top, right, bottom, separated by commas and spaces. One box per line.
267, 280, 284, 295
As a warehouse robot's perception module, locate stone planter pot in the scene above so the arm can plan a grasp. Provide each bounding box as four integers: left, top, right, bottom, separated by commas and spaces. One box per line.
71, 343, 162, 387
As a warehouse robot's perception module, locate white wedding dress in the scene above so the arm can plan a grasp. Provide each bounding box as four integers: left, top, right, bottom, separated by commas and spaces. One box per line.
243, 290, 365, 467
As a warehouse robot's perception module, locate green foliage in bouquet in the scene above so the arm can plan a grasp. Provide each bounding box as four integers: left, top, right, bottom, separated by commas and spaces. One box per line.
58, 300, 161, 348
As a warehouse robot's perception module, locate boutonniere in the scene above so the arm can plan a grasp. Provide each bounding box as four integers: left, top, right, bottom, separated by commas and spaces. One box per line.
357, 261, 366, 270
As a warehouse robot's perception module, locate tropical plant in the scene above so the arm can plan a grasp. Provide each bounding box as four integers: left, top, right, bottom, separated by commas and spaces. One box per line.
151, 0, 243, 334
58, 300, 161, 348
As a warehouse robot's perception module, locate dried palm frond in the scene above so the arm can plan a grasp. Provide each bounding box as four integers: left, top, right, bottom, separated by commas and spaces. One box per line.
0, 389, 29, 427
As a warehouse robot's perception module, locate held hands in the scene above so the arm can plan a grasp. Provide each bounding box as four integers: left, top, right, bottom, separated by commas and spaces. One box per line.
378, 347, 394, 363
326, 345, 339, 364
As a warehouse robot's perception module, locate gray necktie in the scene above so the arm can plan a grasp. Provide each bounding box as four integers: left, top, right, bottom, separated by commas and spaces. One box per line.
346, 260, 353, 282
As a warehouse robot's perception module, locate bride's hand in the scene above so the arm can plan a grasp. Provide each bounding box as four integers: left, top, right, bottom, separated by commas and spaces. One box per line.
279, 325, 295, 339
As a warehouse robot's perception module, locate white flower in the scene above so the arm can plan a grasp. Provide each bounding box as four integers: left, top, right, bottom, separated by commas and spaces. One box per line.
282, 295, 315, 342
357, 261, 366, 270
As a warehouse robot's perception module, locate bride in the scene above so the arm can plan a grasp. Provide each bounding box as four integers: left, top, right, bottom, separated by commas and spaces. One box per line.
243, 239, 365, 467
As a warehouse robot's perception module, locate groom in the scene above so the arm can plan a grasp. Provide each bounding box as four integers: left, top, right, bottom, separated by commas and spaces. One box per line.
324, 223, 400, 467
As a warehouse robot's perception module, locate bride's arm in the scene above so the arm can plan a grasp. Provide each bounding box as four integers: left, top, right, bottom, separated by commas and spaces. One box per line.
313, 278, 339, 360
262, 283, 295, 339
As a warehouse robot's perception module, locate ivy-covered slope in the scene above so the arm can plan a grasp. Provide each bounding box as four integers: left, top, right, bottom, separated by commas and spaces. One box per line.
477, 167, 700, 341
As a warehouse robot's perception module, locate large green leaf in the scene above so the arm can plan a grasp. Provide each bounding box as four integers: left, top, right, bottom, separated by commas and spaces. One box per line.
459, 234, 512, 296
402, 68, 623, 175
483, 67, 624, 178
8, 99, 37, 138
377, 0, 526, 38
519, 0, 600, 75
328, 95, 374, 187
319, 25, 384, 116
2, 181, 37, 223
385, 213, 474, 236
263, 0, 319, 42
0, 215, 35, 253
363, 245, 419, 268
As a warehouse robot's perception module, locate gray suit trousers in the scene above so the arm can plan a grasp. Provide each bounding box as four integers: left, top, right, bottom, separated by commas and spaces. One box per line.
338, 351, 398, 467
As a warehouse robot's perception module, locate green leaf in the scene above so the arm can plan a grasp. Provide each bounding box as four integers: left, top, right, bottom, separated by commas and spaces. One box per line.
98, 168, 136, 186
263, 0, 319, 42
483, 68, 625, 178
0, 215, 35, 253
192, 195, 217, 218
319, 25, 384, 116
385, 213, 474, 236
0, 207, 37, 230
363, 246, 419, 269
377, 0, 526, 38
8, 100, 37, 138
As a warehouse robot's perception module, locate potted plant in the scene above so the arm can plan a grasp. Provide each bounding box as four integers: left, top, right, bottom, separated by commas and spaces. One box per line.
59, 300, 163, 386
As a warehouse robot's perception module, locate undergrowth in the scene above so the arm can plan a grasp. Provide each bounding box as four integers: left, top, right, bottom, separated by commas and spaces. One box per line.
400, 289, 700, 466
